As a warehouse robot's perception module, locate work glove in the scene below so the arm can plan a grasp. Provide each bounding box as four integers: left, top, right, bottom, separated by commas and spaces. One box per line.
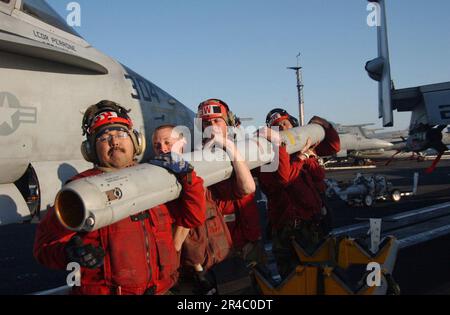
149, 153, 194, 177
65, 235, 105, 269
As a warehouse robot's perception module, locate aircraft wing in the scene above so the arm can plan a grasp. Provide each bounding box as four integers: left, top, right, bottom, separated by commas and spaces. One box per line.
340, 123, 375, 128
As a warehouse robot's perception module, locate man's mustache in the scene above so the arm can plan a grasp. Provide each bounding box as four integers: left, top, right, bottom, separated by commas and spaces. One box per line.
108, 146, 125, 155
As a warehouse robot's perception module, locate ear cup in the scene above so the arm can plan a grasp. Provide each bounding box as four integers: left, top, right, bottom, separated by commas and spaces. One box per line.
227, 111, 236, 127
81, 140, 97, 163
289, 116, 300, 128
131, 129, 146, 156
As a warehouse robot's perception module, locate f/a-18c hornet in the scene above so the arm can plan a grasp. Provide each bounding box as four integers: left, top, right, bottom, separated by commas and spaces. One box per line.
0, 0, 197, 226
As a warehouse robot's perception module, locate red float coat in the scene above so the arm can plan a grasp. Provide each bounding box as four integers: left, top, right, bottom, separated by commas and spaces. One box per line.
34, 168, 206, 295
211, 179, 261, 249
181, 177, 261, 271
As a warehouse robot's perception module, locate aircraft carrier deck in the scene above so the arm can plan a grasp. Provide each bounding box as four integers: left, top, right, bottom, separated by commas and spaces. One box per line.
0, 160, 449, 295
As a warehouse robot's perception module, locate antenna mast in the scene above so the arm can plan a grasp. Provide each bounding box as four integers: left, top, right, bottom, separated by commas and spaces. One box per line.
288, 53, 305, 126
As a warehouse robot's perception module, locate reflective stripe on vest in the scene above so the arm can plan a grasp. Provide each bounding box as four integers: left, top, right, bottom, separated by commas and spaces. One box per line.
223, 214, 236, 223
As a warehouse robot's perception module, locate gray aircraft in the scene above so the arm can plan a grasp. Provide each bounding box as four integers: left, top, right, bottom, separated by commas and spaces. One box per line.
0, 0, 327, 229
0, 0, 197, 226
370, 129, 450, 150
363, 128, 450, 160
330, 123, 394, 161
366, 0, 449, 157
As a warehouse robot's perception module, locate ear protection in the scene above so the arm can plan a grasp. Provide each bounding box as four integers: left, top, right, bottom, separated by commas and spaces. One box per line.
81, 139, 97, 164
80, 101, 146, 164
266, 108, 300, 128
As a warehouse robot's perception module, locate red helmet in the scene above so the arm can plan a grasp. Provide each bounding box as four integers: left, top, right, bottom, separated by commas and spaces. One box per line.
197, 99, 236, 126
197, 99, 229, 121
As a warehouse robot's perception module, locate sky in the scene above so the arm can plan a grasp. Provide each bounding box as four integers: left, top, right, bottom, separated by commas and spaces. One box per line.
47, 0, 450, 131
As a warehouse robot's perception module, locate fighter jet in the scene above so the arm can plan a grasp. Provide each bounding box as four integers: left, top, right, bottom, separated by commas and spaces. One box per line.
363, 128, 450, 161
365, 0, 449, 172
369, 128, 450, 150
338, 123, 450, 162
0, 0, 196, 226
329, 123, 394, 163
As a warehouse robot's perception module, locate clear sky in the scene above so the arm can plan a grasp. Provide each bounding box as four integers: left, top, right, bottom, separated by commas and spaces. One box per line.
48, 0, 450, 131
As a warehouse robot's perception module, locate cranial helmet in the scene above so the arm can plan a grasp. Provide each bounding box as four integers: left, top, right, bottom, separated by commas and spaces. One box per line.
81, 100, 146, 163
197, 99, 238, 127
266, 108, 299, 128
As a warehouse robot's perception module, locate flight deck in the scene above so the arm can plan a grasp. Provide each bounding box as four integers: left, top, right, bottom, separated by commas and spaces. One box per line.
0, 159, 448, 295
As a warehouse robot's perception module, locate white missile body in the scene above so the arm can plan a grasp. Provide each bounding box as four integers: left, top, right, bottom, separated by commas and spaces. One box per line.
55, 124, 326, 232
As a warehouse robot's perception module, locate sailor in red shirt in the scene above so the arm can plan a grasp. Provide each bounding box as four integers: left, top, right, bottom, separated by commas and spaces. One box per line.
33, 100, 206, 295
151, 102, 259, 294
179, 99, 260, 294
197, 99, 262, 259
258, 108, 340, 278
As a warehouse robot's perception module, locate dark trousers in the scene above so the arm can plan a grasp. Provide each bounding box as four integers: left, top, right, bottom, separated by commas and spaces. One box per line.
272, 220, 327, 279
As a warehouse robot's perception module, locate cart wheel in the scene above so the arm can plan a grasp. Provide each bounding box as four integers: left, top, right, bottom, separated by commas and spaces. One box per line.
364, 195, 374, 207
356, 159, 365, 166
391, 190, 402, 202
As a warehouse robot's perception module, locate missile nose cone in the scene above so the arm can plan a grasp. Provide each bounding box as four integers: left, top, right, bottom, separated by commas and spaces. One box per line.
379, 140, 394, 149
374, 139, 394, 149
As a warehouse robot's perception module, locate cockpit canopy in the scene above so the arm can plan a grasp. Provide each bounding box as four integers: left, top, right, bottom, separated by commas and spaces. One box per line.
21, 0, 81, 37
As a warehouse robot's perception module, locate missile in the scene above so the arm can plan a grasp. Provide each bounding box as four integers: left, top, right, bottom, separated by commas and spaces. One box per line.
55, 124, 326, 232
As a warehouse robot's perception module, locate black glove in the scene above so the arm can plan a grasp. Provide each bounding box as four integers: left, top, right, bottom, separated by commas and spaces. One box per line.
149, 153, 194, 177
65, 235, 105, 269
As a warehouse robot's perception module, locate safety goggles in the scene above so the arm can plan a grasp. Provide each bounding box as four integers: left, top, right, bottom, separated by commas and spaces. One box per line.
268, 113, 290, 127
96, 128, 129, 143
